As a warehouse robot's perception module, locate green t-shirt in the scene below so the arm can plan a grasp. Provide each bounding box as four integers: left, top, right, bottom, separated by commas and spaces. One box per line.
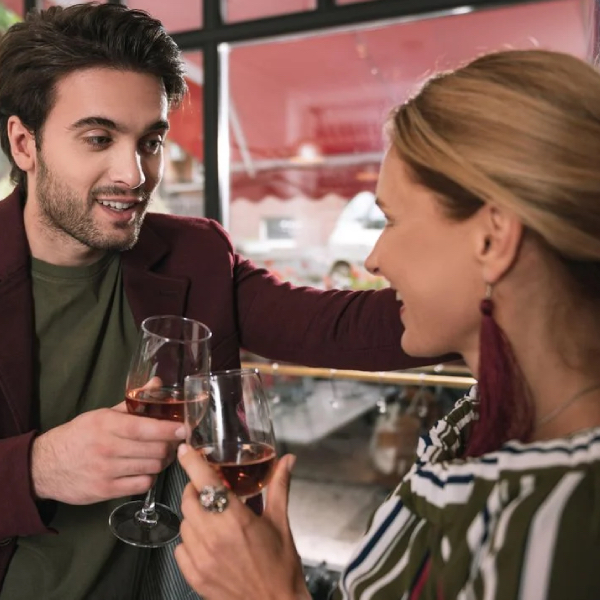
2, 253, 141, 600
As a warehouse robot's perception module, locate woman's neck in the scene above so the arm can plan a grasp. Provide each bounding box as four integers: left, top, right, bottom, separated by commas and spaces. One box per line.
500, 290, 600, 441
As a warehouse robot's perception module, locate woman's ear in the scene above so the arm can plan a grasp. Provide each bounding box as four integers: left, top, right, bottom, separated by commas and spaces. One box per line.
474, 203, 523, 284
7, 116, 37, 173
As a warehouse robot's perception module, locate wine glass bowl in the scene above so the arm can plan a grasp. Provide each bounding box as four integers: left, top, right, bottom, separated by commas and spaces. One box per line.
109, 315, 211, 547
184, 368, 277, 500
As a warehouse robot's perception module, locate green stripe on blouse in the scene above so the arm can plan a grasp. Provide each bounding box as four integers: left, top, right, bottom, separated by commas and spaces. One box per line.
334, 389, 600, 600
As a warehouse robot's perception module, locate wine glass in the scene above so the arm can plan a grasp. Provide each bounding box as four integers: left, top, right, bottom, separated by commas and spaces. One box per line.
109, 315, 212, 547
184, 368, 277, 500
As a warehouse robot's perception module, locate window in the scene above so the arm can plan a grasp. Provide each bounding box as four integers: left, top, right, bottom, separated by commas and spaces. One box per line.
42, 0, 108, 8
263, 217, 297, 241
155, 51, 206, 217
127, 0, 203, 32
224, 0, 316, 23
226, 0, 592, 292
0, 0, 22, 19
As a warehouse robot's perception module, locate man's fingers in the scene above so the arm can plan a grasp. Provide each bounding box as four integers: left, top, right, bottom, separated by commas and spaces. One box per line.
107, 439, 178, 461
108, 474, 156, 498
113, 413, 185, 442
139, 376, 163, 390
113, 375, 163, 411
265, 454, 296, 528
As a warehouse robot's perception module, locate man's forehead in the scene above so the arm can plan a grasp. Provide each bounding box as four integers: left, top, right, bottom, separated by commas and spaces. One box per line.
49, 68, 168, 129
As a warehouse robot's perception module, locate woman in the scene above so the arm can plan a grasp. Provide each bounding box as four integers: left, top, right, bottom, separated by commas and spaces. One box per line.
174, 49, 600, 600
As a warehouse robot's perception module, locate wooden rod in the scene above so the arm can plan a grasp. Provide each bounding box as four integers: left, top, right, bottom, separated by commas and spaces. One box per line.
242, 362, 476, 389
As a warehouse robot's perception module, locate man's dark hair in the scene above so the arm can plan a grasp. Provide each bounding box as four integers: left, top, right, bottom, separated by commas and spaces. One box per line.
0, 2, 187, 191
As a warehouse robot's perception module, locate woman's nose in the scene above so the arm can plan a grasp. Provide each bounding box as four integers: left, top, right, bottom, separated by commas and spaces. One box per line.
365, 248, 379, 275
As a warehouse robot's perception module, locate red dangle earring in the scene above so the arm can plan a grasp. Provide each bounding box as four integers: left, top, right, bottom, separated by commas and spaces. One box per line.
465, 283, 532, 457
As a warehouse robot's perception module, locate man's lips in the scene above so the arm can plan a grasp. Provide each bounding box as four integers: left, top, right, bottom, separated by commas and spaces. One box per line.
96, 198, 143, 211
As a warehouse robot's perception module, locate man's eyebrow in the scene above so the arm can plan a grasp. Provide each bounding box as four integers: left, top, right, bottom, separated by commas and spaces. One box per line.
69, 117, 170, 133
69, 117, 121, 132
146, 119, 170, 133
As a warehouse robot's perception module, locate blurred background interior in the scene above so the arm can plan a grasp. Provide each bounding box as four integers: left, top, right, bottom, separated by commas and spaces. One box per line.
1, 0, 597, 591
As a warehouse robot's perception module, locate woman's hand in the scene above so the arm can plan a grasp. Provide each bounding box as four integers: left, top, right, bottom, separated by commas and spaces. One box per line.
175, 443, 310, 600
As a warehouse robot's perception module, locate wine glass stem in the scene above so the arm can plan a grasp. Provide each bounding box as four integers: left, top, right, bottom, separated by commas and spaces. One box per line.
135, 486, 159, 527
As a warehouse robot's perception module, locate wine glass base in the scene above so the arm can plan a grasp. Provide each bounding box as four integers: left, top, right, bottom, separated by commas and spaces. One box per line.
109, 501, 181, 548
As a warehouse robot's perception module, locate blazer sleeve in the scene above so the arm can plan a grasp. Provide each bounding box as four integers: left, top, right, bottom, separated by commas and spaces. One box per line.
222, 228, 446, 371
0, 431, 54, 538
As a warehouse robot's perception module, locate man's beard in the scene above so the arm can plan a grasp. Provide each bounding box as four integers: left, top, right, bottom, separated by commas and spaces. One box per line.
36, 156, 152, 252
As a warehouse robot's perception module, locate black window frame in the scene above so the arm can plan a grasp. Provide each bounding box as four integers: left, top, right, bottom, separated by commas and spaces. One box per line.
21, 0, 556, 221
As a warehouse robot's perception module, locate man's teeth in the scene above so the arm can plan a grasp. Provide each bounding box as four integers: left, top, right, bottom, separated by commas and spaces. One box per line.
396, 291, 403, 302
98, 200, 132, 211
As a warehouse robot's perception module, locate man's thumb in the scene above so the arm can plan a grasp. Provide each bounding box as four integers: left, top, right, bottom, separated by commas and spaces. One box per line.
265, 454, 296, 526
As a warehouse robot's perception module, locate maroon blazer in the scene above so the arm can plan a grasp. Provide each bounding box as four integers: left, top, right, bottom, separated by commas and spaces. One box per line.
0, 188, 425, 586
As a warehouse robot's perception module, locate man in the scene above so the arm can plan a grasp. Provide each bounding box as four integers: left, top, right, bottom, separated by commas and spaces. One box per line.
0, 4, 428, 599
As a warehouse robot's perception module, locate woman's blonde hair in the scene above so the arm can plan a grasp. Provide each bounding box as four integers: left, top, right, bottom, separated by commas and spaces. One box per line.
390, 49, 600, 297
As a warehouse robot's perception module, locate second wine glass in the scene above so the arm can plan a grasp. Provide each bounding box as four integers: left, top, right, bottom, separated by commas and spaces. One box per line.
184, 368, 277, 500
109, 315, 211, 547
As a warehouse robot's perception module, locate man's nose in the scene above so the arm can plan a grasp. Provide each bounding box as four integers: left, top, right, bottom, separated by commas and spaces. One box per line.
110, 149, 146, 189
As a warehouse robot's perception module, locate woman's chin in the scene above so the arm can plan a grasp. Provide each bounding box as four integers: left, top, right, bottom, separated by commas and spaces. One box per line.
400, 335, 429, 357
401, 333, 450, 359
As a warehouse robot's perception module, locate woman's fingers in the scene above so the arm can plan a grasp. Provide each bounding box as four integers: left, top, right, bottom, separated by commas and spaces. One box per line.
265, 454, 296, 530
177, 443, 223, 488
177, 444, 249, 525
174, 544, 203, 593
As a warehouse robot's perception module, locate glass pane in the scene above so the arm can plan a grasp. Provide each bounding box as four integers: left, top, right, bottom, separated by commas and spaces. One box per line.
127, 0, 202, 32
226, 0, 592, 292
0, 0, 23, 18
225, 0, 316, 23
42, 0, 107, 8
158, 51, 205, 217
0, 2, 22, 195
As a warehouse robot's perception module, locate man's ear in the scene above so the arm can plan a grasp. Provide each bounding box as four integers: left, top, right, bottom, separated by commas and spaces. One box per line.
7, 116, 37, 173
474, 203, 523, 285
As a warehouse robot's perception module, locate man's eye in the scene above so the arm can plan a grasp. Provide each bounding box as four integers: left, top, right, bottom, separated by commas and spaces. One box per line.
141, 138, 164, 155
85, 136, 112, 148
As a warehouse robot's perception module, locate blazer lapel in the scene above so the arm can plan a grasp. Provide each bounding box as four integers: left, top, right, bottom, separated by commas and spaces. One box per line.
0, 190, 34, 433
121, 219, 190, 327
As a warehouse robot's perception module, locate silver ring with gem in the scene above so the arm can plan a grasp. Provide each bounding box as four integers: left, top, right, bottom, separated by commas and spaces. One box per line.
199, 485, 229, 513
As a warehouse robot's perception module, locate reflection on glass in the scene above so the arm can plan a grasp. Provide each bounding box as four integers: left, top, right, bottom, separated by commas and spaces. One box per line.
127, 0, 202, 31
156, 51, 205, 218
42, 0, 107, 8
224, 0, 316, 23
0, 0, 22, 20
225, 0, 593, 291
0, 1, 21, 197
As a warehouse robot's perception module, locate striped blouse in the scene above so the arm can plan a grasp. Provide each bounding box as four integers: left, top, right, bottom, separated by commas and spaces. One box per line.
334, 387, 600, 600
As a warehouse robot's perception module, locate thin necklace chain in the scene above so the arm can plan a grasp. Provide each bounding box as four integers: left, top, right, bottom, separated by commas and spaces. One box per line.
536, 382, 600, 428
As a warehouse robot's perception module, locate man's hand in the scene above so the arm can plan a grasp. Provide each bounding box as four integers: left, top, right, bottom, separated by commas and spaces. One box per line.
31, 403, 185, 504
